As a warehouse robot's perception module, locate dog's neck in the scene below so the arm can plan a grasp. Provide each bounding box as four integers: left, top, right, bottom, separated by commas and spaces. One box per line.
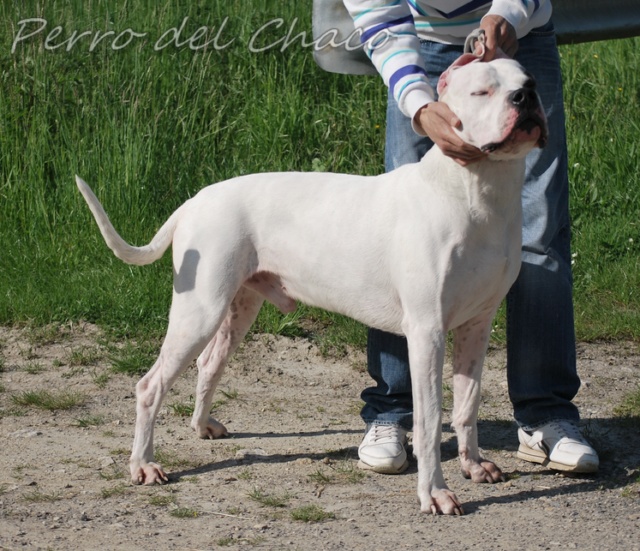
421, 147, 526, 223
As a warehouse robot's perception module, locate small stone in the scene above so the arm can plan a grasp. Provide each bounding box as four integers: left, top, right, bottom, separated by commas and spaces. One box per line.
10, 429, 42, 438
235, 448, 267, 459
100, 456, 116, 468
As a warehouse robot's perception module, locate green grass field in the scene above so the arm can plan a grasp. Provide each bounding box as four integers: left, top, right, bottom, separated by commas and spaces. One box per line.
1, 1, 638, 347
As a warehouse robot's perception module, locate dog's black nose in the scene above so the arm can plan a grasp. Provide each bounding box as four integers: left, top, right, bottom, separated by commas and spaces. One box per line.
509, 87, 538, 109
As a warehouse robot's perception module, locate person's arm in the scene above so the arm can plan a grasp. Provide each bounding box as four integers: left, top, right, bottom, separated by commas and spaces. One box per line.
484, 0, 552, 39
344, 0, 483, 164
480, 0, 552, 59
342, 0, 435, 122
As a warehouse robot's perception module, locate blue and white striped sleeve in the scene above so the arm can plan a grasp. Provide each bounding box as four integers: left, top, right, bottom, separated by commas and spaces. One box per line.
343, 0, 436, 122
484, 0, 552, 38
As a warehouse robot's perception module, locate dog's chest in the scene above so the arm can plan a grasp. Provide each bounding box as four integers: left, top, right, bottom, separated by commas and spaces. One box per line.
444, 223, 521, 328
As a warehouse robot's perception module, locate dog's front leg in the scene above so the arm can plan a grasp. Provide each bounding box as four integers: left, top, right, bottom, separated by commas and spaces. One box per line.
451, 315, 504, 483
405, 322, 464, 515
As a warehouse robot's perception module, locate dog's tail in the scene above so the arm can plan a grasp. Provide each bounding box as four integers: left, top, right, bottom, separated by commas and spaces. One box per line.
75, 175, 180, 266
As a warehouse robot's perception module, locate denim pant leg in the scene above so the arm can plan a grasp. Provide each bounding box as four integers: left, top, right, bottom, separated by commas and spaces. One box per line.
508, 24, 581, 429
361, 43, 462, 431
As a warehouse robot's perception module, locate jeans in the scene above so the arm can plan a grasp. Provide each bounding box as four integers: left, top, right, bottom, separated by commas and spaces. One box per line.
361, 22, 581, 432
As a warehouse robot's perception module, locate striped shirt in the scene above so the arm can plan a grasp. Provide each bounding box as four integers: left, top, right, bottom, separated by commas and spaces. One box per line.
343, 0, 552, 122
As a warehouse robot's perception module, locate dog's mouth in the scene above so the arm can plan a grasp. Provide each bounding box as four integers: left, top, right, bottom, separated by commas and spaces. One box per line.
481, 111, 548, 154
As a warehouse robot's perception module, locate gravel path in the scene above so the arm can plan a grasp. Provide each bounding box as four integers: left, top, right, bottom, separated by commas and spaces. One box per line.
1, 324, 638, 550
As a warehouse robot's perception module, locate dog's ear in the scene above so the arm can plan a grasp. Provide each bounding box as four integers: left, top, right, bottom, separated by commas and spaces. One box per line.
436, 53, 479, 97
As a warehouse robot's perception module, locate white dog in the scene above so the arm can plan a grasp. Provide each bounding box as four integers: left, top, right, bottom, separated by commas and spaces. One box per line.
76, 54, 547, 515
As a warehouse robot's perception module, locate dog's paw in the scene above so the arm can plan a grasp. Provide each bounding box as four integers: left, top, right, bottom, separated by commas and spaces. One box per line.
461, 459, 505, 484
420, 488, 464, 516
130, 461, 169, 485
192, 416, 228, 439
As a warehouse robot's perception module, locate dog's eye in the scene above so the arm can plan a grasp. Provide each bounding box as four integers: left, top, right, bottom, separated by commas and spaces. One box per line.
471, 90, 489, 96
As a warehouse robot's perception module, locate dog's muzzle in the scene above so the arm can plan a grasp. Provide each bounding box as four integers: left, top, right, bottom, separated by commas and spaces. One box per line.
481, 84, 548, 153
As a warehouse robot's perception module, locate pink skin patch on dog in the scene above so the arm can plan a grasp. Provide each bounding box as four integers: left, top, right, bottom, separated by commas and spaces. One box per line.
244, 272, 297, 313
483, 106, 546, 154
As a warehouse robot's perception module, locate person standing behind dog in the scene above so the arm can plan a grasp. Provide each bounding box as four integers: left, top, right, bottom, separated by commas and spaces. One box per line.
342, 0, 599, 474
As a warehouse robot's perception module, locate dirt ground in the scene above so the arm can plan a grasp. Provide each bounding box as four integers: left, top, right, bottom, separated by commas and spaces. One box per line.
0, 322, 638, 551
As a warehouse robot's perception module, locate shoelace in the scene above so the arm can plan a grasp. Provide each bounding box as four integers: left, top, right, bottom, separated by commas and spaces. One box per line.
368, 424, 404, 443
545, 421, 584, 442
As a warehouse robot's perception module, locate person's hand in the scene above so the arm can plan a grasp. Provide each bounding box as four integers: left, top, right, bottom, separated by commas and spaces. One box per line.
479, 15, 518, 60
413, 102, 486, 166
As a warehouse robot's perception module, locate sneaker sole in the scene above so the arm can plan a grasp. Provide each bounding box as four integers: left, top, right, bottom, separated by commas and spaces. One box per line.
517, 445, 599, 473
357, 459, 409, 474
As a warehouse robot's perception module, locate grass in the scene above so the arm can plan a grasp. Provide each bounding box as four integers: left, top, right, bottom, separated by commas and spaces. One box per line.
561, 41, 640, 341
614, 386, 640, 417
109, 340, 160, 376
237, 469, 254, 481
154, 447, 200, 470
22, 490, 63, 503
74, 414, 105, 427
290, 504, 335, 522
99, 465, 126, 481
168, 391, 230, 416
247, 487, 291, 508
25, 324, 71, 347
91, 369, 111, 388
11, 389, 86, 411
169, 507, 199, 518
0, 2, 638, 347
149, 494, 178, 507
168, 399, 195, 417
220, 388, 239, 400
308, 461, 365, 485
101, 484, 129, 498
109, 447, 130, 456
65, 345, 103, 367
23, 362, 46, 374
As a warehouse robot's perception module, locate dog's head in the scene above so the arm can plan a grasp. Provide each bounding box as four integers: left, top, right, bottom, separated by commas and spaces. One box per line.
437, 55, 548, 160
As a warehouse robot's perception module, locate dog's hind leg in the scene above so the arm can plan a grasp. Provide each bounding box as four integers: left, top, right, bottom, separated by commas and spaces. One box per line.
129, 291, 233, 485
191, 286, 264, 439
451, 313, 504, 484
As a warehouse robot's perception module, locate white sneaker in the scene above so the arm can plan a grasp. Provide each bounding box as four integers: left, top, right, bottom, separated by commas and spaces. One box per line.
517, 420, 599, 473
358, 423, 409, 474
